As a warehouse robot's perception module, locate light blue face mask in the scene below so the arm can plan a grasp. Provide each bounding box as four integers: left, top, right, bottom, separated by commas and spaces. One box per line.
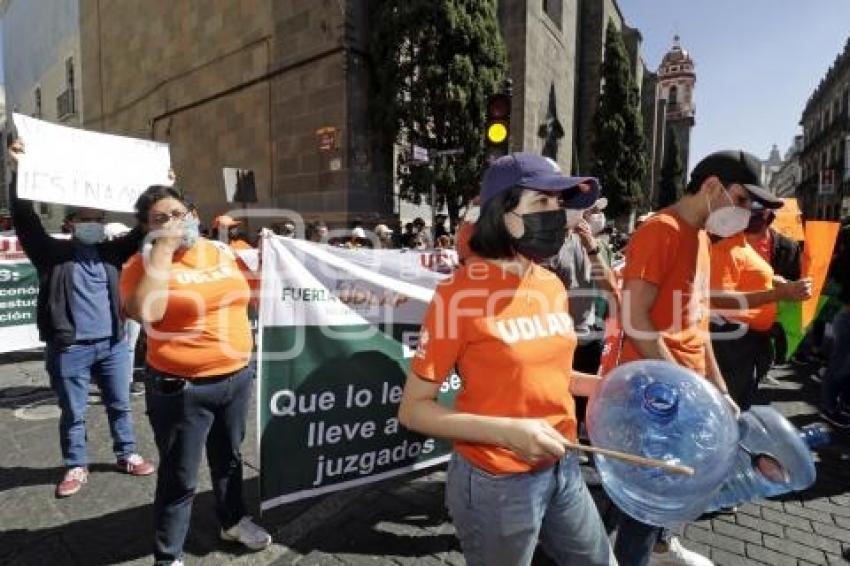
181, 216, 200, 249
74, 222, 106, 245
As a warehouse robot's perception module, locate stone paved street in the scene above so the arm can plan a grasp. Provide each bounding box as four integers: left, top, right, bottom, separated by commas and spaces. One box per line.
1, 350, 849, 565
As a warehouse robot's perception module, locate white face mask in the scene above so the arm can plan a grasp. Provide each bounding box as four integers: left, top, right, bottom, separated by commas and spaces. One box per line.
588, 213, 606, 235
705, 188, 750, 237
565, 208, 585, 229
74, 222, 106, 245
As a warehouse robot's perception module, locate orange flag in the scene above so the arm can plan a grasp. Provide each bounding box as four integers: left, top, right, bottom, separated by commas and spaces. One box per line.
773, 198, 805, 242
801, 221, 840, 328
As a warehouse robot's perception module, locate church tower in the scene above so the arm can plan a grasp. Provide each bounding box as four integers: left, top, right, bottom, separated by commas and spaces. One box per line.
657, 35, 696, 182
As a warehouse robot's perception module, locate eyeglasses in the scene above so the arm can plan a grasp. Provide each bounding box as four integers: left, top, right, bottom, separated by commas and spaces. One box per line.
150, 209, 190, 225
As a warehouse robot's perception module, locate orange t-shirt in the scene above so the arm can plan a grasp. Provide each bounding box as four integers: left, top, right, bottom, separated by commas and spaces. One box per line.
710, 233, 776, 331
455, 221, 476, 264
747, 230, 773, 265
410, 259, 577, 475
119, 239, 252, 378
620, 208, 711, 375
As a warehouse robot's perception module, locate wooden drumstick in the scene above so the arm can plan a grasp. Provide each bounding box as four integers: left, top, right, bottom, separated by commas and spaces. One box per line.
562, 438, 695, 476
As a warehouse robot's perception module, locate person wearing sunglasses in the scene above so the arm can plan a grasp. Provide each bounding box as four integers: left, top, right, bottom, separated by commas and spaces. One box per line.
119, 186, 270, 566
7, 141, 154, 499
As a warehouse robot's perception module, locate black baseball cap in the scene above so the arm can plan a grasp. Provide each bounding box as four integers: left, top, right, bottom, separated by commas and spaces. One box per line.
688, 150, 783, 209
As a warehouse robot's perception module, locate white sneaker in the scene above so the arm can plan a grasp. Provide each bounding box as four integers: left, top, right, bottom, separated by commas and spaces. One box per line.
650, 537, 713, 566
220, 516, 272, 550
169, 561, 184, 566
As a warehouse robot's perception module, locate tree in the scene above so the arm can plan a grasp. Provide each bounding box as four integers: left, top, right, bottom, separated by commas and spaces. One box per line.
657, 130, 684, 209
591, 21, 648, 220
369, 0, 507, 228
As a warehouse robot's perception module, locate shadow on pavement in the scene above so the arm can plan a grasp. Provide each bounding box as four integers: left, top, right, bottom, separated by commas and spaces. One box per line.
0, 349, 45, 365
0, 463, 118, 491
0, 479, 263, 565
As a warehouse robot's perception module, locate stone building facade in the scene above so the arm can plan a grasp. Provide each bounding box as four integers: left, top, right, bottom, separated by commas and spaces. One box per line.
65, 1, 660, 227
78, 0, 386, 228
498, 0, 579, 173
572, 0, 645, 176
799, 38, 850, 220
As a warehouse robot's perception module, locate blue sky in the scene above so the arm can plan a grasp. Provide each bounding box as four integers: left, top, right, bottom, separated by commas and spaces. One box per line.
619, 0, 850, 164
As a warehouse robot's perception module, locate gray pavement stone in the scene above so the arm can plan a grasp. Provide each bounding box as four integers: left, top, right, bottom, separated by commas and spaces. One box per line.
746, 542, 799, 566
3, 352, 850, 565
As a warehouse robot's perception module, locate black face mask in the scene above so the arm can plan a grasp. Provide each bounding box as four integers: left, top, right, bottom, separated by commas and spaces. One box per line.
511, 209, 566, 262
745, 211, 775, 234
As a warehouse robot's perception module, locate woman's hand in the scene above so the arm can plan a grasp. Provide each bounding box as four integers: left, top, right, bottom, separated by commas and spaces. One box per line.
8, 139, 24, 170
501, 418, 566, 464
149, 222, 185, 255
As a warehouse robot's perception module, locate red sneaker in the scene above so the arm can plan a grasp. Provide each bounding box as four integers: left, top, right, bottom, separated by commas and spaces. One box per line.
56, 466, 88, 498
116, 454, 155, 476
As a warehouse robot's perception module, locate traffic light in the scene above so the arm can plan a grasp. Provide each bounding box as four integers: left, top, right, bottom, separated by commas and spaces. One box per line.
485, 91, 511, 156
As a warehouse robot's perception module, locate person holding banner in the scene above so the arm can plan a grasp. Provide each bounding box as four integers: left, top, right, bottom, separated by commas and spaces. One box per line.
119, 186, 270, 565
7, 141, 154, 498
399, 153, 615, 566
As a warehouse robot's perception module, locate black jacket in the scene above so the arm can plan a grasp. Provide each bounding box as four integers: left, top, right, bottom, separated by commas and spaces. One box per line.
770, 229, 802, 281
9, 172, 143, 347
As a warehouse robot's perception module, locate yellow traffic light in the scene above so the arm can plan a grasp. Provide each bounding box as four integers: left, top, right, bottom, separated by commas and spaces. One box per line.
487, 122, 508, 144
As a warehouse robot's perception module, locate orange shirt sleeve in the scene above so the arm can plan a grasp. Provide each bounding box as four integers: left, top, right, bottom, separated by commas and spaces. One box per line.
119, 252, 144, 310
410, 281, 464, 382
622, 220, 679, 286
710, 240, 741, 291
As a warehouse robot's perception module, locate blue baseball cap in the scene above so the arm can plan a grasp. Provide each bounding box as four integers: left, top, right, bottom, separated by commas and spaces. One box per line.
480, 153, 600, 209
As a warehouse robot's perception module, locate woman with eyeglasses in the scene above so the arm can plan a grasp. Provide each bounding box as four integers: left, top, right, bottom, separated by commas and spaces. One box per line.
119, 185, 270, 566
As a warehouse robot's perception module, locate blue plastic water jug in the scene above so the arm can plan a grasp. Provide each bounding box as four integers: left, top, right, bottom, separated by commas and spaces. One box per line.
706, 406, 827, 511
587, 360, 739, 526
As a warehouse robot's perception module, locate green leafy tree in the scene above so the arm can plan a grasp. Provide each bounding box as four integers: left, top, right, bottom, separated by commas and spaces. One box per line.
591, 21, 648, 219
370, 0, 506, 228
657, 130, 684, 209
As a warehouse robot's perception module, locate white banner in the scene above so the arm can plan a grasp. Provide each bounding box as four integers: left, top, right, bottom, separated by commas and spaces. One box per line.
13, 113, 172, 212
257, 236, 458, 509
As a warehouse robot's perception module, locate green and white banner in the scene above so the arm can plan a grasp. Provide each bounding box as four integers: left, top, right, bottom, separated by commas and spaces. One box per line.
257, 235, 459, 510
0, 258, 41, 353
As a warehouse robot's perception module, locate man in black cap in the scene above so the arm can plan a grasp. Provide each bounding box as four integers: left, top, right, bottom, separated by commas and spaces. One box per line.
615, 150, 779, 566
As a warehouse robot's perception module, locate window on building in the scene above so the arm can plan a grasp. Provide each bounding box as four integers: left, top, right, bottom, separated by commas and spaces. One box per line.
668, 85, 678, 105
34, 88, 42, 118
66, 57, 74, 89
543, 0, 562, 29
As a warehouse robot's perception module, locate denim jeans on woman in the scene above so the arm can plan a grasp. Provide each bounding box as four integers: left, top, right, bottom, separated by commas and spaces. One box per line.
445, 452, 616, 566
146, 365, 252, 566
45, 337, 135, 467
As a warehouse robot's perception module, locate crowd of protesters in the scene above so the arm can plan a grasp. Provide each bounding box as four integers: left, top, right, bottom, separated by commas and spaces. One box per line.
6, 135, 850, 566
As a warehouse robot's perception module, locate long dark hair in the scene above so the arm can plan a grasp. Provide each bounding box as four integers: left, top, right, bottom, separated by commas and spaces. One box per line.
468, 187, 524, 259
133, 185, 185, 224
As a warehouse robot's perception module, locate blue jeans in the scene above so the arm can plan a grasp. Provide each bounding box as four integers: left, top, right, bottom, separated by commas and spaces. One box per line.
146, 365, 252, 565
614, 514, 670, 566
821, 309, 850, 411
445, 452, 616, 566
46, 338, 135, 467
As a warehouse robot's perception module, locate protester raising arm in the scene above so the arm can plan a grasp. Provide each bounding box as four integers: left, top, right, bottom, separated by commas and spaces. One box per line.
7, 142, 53, 269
